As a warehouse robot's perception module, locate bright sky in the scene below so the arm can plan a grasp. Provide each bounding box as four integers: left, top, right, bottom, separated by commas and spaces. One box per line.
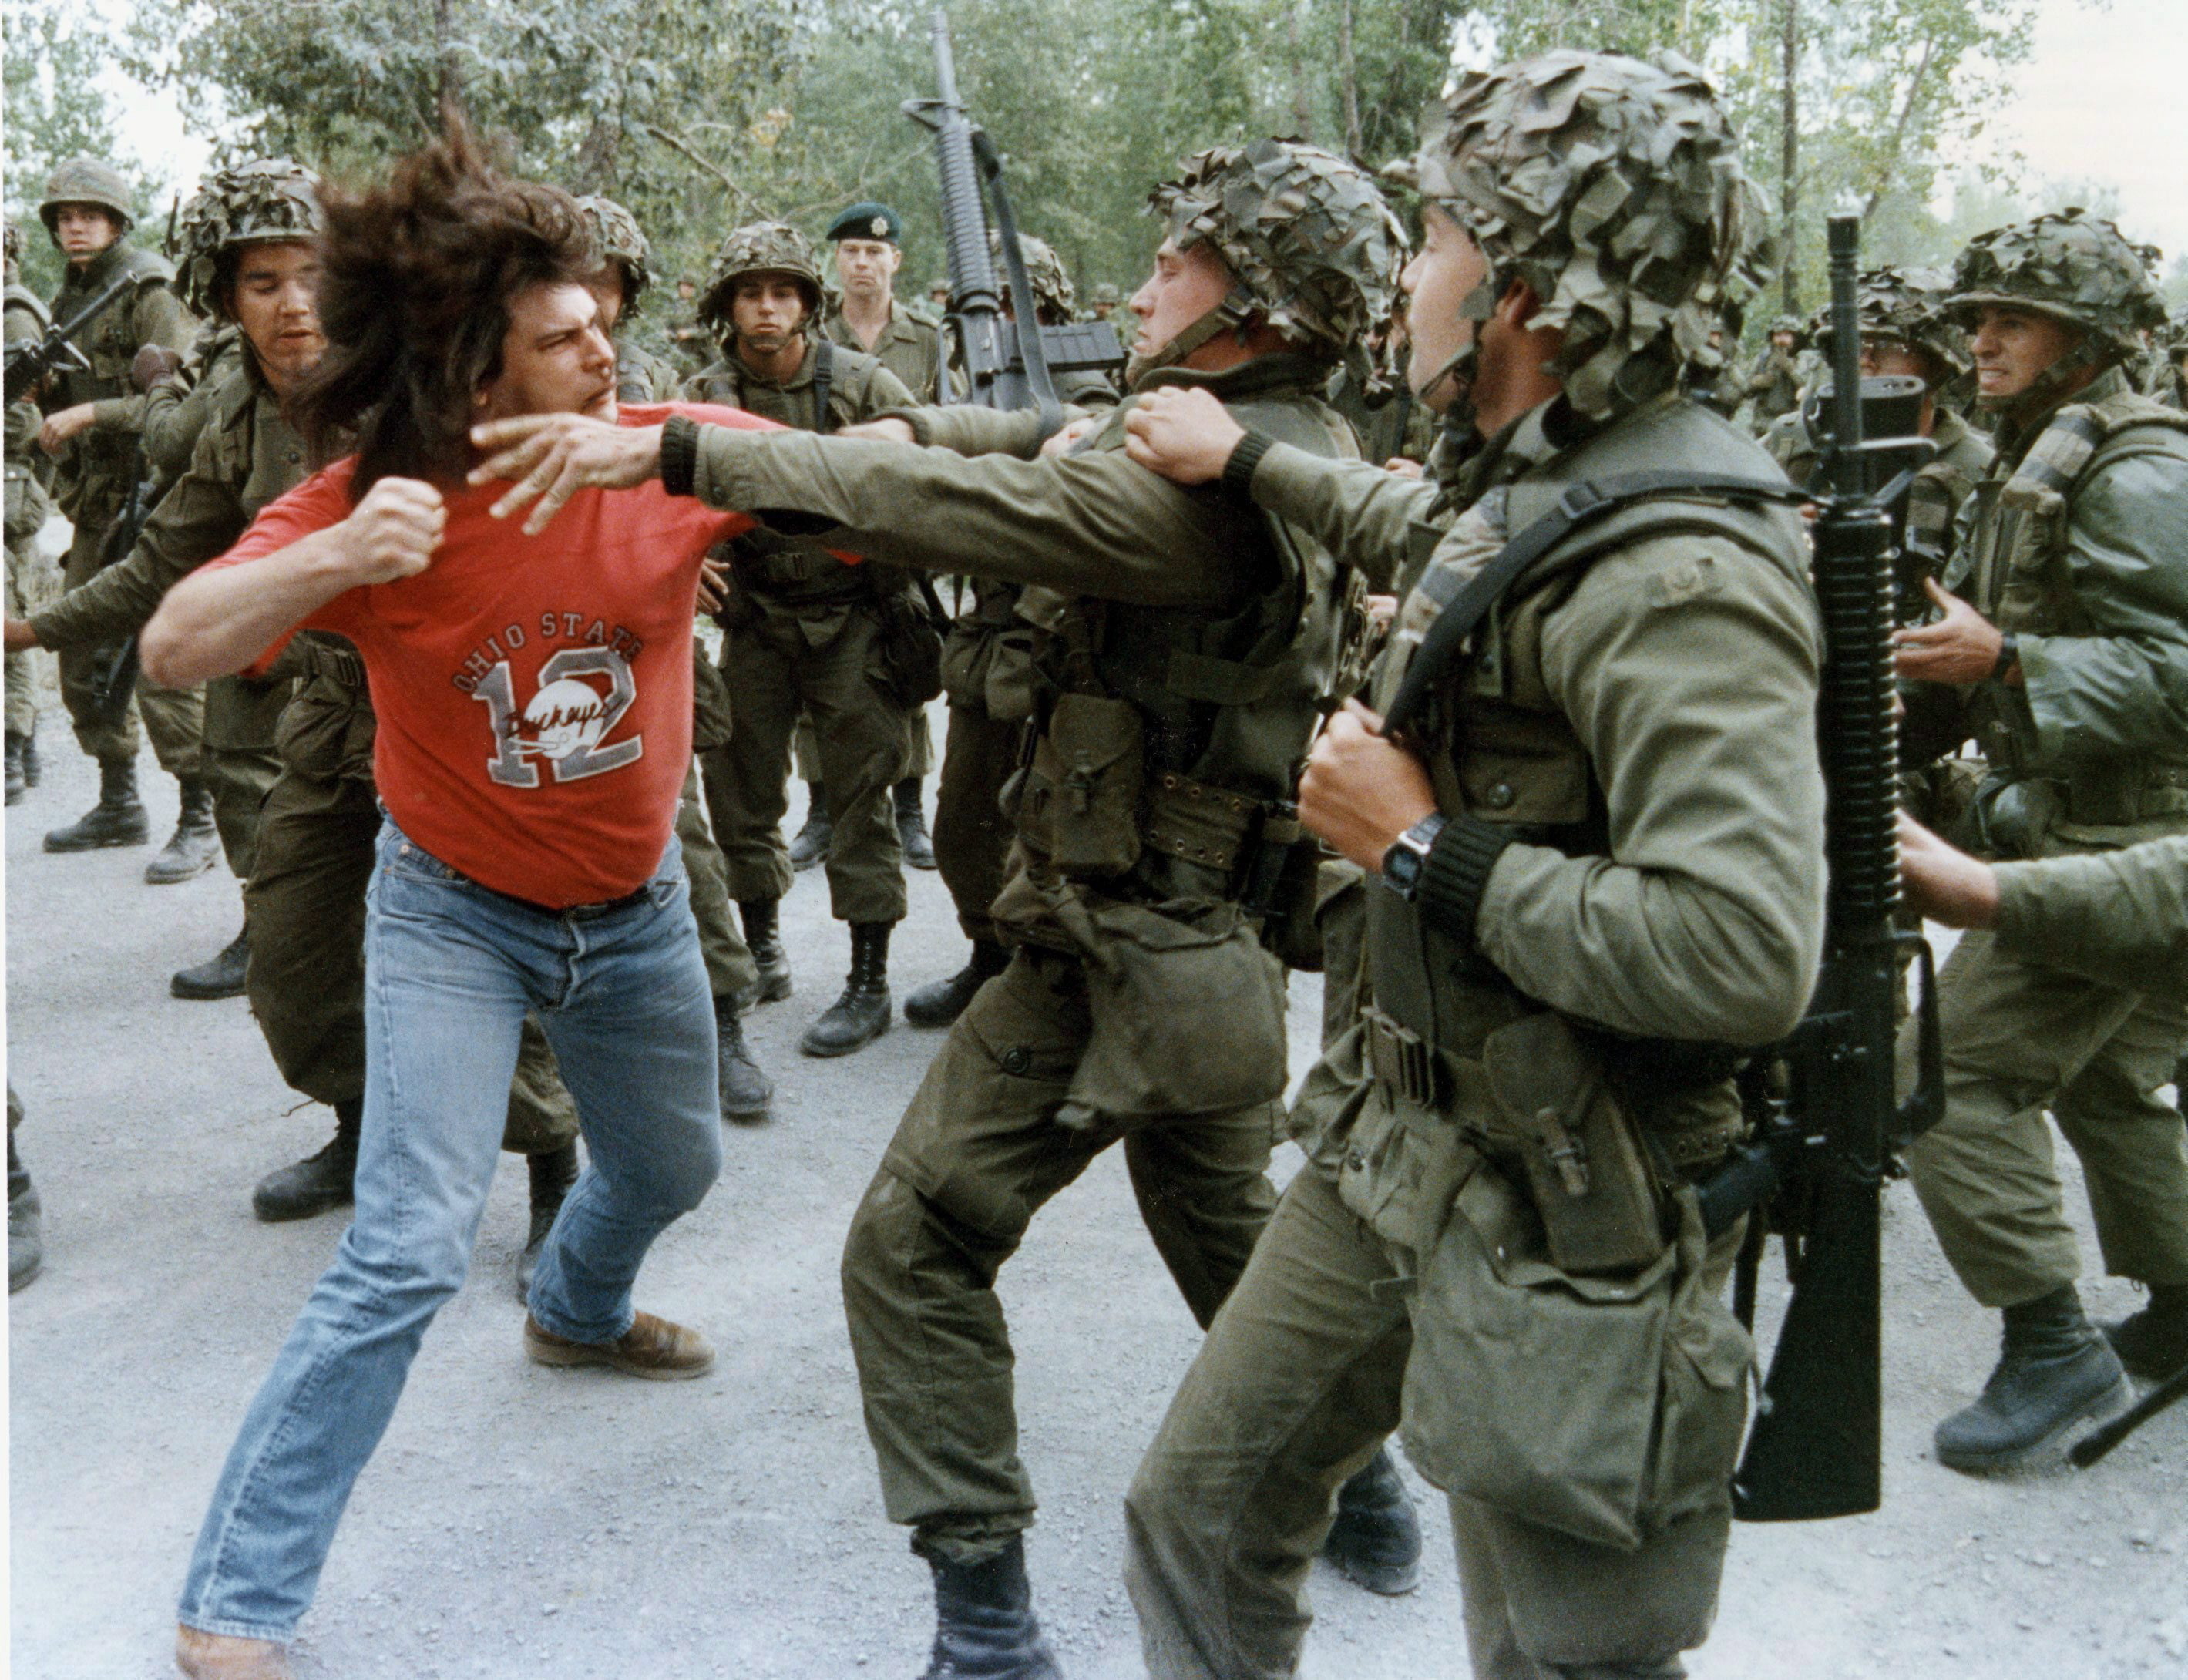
105, 0, 2188, 255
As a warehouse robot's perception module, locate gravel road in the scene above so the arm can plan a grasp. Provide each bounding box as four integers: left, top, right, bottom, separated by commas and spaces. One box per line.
6, 719, 2183, 1679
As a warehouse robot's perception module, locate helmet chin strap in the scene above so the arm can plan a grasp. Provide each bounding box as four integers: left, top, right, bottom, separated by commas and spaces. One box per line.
1124, 284, 1259, 390
1981, 328, 2109, 427
1408, 267, 1500, 431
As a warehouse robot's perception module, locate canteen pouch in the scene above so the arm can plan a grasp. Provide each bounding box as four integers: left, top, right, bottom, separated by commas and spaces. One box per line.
1019, 692, 1145, 878
1048, 893, 1289, 1131
1480, 1012, 1668, 1277
876, 586, 946, 709
1399, 1165, 1752, 1553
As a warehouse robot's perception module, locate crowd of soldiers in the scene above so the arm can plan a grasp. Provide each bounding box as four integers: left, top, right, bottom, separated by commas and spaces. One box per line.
4, 37, 2187, 1680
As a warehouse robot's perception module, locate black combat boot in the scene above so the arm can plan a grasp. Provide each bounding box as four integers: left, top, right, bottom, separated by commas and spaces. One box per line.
1934, 1285, 2133, 1472
919, 1537, 1064, 1680
9, 1124, 43, 1295
714, 993, 774, 1124
516, 1141, 580, 1305
896, 776, 937, 870
738, 897, 794, 1007
1321, 1444, 1423, 1594
3, 732, 26, 805
787, 782, 832, 870
172, 924, 250, 1000
252, 1098, 362, 1223
146, 775, 221, 883
905, 941, 1010, 1030
800, 922, 892, 1057
43, 755, 150, 852
2102, 1284, 2188, 1381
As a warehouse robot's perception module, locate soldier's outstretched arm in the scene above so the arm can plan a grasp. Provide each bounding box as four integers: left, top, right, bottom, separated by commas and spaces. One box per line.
87, 284, 198, 440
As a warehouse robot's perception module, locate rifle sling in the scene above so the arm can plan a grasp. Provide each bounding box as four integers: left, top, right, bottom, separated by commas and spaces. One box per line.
1381, 470, 1805, 736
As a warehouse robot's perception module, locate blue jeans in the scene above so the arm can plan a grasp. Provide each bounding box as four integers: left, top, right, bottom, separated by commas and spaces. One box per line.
178, 819, 723, 1640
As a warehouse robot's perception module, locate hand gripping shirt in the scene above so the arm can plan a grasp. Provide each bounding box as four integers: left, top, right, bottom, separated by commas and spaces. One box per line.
207, 402, 770, 907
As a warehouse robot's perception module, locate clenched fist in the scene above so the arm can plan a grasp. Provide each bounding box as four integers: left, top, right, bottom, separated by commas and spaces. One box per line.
1122, 386, 1245, 484
341, 477, 445, 584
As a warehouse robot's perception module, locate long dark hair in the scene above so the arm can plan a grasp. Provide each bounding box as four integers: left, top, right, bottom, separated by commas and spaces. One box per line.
290, 121, 593, 496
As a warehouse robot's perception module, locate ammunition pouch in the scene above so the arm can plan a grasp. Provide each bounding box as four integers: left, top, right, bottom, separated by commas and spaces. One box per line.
1015, 693, 1145, 877
291, 634, 366, 690
874, 584, 946, 710
1399, 1161, 1752, 1553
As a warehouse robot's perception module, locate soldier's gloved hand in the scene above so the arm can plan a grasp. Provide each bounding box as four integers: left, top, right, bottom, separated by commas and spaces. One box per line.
469, 413, 662, 534
36, 403, 96, 457
132, 344, 185, 394
1897, 811, 2000, 929
340, 477, 445, 585
1299, 699, 1438, 872
1892, 577, 2012, 687
1122, 386, 1242, 484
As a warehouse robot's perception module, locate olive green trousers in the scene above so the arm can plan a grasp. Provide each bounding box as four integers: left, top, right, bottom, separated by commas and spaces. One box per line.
840, 947, 1280, 1564
55, 514, 202, 774
5, 538, 48, 737
1901, 927, 2188, 1308
795, 702, 930, 784
200, 674, 284, 880
1124, 1164, 1725, 1680
930, 701, 1019, 946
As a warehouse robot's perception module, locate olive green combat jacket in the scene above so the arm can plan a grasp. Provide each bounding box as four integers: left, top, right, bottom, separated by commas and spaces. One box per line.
42, 241, 197, 519
824, 299, 942, 403
1991, 835, 2188, 988
143, 326, 244, 484
613, 338, 683, 405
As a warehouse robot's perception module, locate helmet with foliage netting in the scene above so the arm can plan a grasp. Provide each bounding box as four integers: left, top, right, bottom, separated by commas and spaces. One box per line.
173, 159, 324, 319
989, 229, 1077, 322
1091, 282, 1120, 306
699, 221, 826, 336
575, 195, 656, 308
40, 157, 136, 237
1810, 266, 1969, 386
1945, 209, 2164, 365
1143, 137, 1406, 368
1417, 50, 1774, 418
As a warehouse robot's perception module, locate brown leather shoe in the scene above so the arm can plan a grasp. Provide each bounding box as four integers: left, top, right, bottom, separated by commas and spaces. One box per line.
176, 1625, 294, 1679
523, 1309, 714, 1380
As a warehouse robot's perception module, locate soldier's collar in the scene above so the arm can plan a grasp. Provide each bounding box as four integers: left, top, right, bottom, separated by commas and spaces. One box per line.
69, 240, 132, 290
734, 335, 816, 391
1132, 353, 1330, 401
1996, 362, 2129, 462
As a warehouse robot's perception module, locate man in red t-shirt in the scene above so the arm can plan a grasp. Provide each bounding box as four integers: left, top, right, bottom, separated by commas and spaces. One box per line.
145, 135, 767, 1680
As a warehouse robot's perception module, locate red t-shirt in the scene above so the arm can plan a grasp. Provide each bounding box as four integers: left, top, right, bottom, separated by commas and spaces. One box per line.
208, 402, 766, 908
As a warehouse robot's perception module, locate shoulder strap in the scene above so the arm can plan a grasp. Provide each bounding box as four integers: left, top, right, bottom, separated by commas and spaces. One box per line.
1382, 471, 1803, 735
812, 335, 835, 435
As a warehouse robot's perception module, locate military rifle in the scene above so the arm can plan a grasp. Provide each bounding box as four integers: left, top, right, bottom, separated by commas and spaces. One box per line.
904, 10, 1123, 420
4, 273, 134, 402
86, 448, 160, 725
1698, 215, 1946, 1524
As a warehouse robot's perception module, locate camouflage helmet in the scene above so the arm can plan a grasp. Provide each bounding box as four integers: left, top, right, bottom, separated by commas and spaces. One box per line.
989, 229, 1076, 322
1141, 137, 1406, 371
1417, 50, 1775, 419
1768, 314, 1807, 342
173, 159, 324, 319
1091, 282, 1121, 307
40, 156, 136, 237
1945, 209, 2165, 367
1810, 266, 1970, 387
699, 221, 826, 336
575, 195, 657, 308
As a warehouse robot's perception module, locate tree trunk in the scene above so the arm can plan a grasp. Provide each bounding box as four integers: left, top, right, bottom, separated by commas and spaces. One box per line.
1780, 0, 1799, 314
434, 0, 465, 126
1339, 0, 1361, 160
1286, 1, 1313, 143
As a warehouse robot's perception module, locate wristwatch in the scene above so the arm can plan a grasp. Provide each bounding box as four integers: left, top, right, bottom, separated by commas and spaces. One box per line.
1380, 812, 1448, 902
1991, 631, 2021, 683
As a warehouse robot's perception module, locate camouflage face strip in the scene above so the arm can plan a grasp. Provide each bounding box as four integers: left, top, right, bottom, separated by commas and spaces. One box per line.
39, 156, 136, 237
1144, 137, 1407, 362
989, 228, 1077, 321
575, 194, 657, 307
700, 221, 827, 334
1810, 265, 1970, 385
1417, 49, 1776, 420
1946, 207, 2166, 364
173, 158, 324, 319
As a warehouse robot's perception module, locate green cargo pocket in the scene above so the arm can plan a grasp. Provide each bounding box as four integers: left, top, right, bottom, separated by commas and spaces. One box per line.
1398, 1167, 1747, 1553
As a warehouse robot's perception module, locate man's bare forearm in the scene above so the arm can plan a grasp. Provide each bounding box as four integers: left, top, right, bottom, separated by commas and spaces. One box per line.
141, 525, 360, 687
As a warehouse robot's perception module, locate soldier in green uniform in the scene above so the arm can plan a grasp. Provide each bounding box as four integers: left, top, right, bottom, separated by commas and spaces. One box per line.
905, 227, 1122, 1029
5, 220, 56, 805
9, 162, 324, 1000
470, 134, 1420, 1676
1887, 209, 2188, 1469
1112, 53, 1822, 1679
815, 200, 946, 872
576, 192, 771, 1117
682, 221, 922, 1058
1742, 312, 1806, 430
32, 157, 212, 876
1087, 281, 1121, 324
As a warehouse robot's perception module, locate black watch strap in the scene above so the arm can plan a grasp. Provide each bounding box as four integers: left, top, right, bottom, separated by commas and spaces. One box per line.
660, 413, 701, 499
1991, 630, 2020, 681
1417, 814, 1521, 946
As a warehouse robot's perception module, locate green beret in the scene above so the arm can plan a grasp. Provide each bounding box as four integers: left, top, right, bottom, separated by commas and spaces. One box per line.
826, 202, 901, 244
